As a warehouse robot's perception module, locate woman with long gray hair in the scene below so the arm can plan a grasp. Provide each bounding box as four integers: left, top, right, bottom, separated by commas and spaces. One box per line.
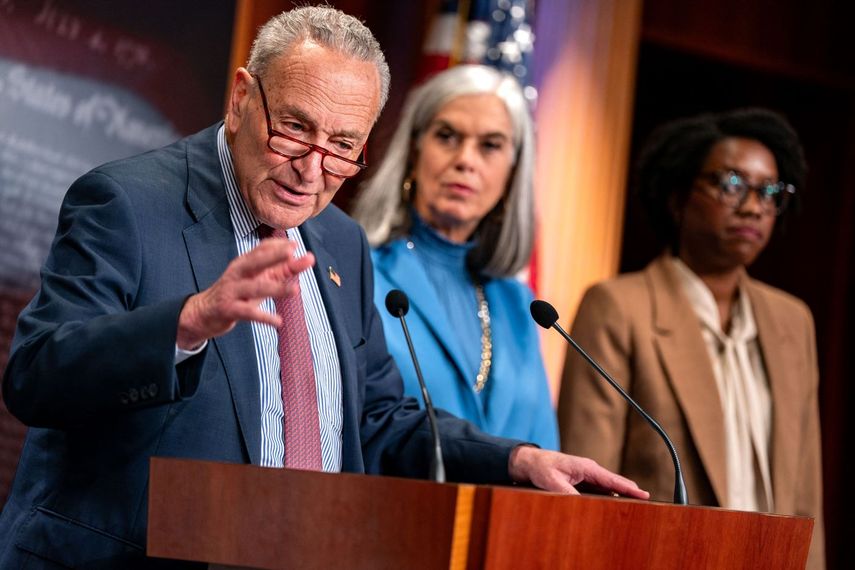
353, 65, 558, 448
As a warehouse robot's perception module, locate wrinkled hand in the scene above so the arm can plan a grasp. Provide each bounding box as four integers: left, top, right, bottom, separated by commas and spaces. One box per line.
177, 237, 315, 349
508, 446, 650, 499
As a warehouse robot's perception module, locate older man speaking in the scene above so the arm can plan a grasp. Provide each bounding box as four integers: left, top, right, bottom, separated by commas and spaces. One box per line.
0, 6, 646, 568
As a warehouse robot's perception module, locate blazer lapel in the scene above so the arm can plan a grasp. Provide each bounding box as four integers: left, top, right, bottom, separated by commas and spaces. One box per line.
374, 240, 472, 390
298, 218, 363, 473
648, 255, 728, 505
182, 125, 261, 465
747, 280, 799, 509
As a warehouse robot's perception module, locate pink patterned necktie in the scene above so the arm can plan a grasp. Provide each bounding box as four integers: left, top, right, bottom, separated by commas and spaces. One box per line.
262, 226, 323, 470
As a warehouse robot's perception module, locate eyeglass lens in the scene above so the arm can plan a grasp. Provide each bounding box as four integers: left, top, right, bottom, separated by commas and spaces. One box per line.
267, 136, 362, 177
254, 74, 365, 178
716, 171, 794, 214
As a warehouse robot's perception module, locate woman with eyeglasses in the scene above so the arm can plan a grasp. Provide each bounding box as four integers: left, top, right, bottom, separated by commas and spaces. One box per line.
353, 65, 559, 450
557, 108, 824, 568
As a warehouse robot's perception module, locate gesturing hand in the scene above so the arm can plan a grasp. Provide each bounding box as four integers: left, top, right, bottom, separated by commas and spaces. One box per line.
176, 237, 315, 349
508, 446, 650, 499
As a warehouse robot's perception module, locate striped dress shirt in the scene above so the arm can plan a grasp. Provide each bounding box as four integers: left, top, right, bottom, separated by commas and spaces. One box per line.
216, 125, 343, 471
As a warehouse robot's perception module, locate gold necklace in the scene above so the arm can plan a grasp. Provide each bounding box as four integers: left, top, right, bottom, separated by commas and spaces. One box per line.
473, 282, 492, 393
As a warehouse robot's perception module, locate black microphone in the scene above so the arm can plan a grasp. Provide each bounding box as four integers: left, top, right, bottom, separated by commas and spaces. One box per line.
531, 299, 688, 505
385, 289, 446, 483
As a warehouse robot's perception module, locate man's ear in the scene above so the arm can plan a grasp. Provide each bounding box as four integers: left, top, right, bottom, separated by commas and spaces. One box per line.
225, 68, 253, 134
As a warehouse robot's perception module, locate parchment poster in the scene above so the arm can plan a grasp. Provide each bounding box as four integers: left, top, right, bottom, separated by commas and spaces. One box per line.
0, 0, 236, 505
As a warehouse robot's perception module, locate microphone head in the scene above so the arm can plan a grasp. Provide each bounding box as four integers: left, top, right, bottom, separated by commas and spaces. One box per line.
530, 300, 559, 329
385, 289, 410, 317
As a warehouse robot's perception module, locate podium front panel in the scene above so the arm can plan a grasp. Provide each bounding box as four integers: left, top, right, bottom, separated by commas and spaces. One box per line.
481, 488, 813, 569
148, 458, 471, 570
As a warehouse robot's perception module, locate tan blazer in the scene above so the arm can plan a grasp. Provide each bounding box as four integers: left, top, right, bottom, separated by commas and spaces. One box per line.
558, 253, 824, 569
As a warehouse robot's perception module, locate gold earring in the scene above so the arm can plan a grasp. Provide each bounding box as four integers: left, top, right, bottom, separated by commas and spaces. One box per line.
402, 177, 413, 202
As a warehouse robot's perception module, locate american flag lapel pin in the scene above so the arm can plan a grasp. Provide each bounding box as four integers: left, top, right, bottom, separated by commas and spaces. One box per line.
328, 266, 341, 287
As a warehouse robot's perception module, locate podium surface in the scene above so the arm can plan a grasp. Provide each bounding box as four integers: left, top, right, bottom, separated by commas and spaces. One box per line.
147, 458, 812, 569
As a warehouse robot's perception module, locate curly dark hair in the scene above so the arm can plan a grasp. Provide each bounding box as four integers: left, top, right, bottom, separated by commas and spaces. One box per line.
635, 108, 807, 253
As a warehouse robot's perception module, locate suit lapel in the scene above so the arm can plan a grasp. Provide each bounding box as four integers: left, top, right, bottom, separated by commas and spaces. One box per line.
747, 280, 799, 509
374, 240, 472, 387
648, 255, 728, 505
299, 218, 363, 472
182, 125, 261, 465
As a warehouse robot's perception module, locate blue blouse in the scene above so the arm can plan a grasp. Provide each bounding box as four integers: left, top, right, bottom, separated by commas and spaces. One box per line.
371, 217, 559, 449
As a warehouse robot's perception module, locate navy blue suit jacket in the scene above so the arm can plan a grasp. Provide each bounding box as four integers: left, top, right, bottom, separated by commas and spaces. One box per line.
0, 124, 518, 569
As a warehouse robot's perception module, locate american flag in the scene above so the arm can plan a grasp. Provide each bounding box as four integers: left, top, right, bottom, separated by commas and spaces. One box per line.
419, 0, 537, 103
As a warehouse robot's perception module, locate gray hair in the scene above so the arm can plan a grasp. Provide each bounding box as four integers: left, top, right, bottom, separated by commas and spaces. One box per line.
246, 5, 391, 114
352, 64, 536, 277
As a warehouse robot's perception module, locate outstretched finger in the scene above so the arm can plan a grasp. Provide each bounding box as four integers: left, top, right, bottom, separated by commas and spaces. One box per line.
610, 477, 649, 499
554, 476, 581, 496
238, 304, 283, 329
261, 251, 316, 285
233, 276, 295, 303
585, 466, 649, 500
289, 251, 315, 275
231, 238, 298, 279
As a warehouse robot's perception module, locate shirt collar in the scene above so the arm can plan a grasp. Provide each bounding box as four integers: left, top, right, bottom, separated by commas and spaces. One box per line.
671, 256, 757, 343
217, 124, 262, 238
408, 209, 476, 269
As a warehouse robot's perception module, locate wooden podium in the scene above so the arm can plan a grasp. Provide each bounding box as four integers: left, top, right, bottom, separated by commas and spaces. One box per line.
147, 458, 813, 569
